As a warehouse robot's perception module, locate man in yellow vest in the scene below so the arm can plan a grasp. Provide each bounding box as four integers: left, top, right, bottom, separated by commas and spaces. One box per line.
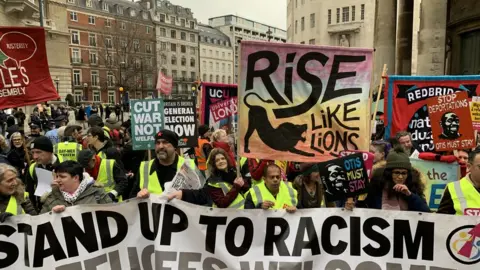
134, 129, 196, 199
244, 163, 297, 213
438, 149, 480, 215
77, 149, 127, 202
25, 136, 64, 211
54, 126, 83, 161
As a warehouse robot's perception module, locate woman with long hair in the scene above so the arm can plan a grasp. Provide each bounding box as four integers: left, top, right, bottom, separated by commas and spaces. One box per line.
357, 146, 430, 212
0, 164, 36, 222
7, 132, 31, 178
205, 148, 248, 208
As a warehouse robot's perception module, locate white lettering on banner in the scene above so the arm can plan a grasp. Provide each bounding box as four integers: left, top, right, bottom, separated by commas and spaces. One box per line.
1, 198, 479, 269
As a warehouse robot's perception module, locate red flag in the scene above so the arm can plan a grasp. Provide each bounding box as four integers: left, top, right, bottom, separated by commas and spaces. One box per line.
156, 71, 172, 96
0, 27, 60, 109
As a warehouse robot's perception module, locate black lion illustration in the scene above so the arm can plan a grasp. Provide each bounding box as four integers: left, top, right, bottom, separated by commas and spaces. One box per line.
243, 92, 314, 157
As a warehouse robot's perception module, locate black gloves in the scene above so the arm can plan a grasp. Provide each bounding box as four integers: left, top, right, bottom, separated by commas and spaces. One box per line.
0, 212, 13, 222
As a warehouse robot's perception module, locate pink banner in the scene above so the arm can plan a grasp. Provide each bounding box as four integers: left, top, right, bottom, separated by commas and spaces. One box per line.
339, 150, 374, 179
210, 97, 238, 122
156, 71, 172, 95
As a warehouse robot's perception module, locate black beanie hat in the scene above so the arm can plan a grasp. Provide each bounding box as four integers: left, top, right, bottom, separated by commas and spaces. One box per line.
31, 136, 53, 153
198, 124, 210, 137
386, 146, 411, 170
155, 129, 179, 148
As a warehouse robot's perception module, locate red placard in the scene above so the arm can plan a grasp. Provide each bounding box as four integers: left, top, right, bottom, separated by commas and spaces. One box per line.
427, 91, 475, 151
0, 27, 59, 109
156, 71, 172, 95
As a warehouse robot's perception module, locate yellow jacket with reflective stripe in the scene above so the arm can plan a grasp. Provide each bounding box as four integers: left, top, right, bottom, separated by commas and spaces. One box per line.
448, 176, 480, 215
97, 151, 107, 160
249, 181, 297, 209
139, 156, 196, 194
208, 181, 245, 209
4, 193, 29, 215
29, 155, 65, 177
54, 142, 82, 161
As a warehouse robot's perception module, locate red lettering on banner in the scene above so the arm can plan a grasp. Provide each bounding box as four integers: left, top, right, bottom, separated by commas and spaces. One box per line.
210, 97, 238, 122
464, 208, 480, 216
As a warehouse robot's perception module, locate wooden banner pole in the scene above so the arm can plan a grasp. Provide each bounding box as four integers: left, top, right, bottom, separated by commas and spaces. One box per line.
235, 41, 242, 178
370, 64, 388, 140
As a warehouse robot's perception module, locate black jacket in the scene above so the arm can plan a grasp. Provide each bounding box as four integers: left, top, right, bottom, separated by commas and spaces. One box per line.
24, 155, 62, 210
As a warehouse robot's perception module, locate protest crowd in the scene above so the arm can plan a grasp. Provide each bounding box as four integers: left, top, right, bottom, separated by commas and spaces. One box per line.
1, 27, 480, 269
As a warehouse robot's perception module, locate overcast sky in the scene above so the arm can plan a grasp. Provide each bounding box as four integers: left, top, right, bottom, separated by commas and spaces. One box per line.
170, 0, 287, 29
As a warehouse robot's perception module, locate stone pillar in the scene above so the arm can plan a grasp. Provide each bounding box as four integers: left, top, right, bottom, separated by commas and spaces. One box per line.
395, 0, 414, 75
416, 0, 447, 75
374, 0, 397, 82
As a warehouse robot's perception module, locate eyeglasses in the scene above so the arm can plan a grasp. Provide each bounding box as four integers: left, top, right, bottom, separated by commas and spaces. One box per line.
392, 171, 408, 177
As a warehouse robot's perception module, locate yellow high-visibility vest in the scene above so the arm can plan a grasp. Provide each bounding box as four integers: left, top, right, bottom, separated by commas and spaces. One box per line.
29, 155, 65, 177
448, 176, 480, 215
249, 181, 297, 209
208, 181, 245, 209
54, 142, 82, 161
139, 156, 196, 194
4, 193, 28, 215
96, 159, 122, 202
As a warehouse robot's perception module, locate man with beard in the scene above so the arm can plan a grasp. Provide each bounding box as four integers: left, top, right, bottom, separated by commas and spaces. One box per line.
439, 112, 461, 140
325, 164, 349, 195
133, 129, 196, 198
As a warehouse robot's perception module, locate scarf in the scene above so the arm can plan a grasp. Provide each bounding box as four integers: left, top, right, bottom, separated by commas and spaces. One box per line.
381, 189, 408, 211
85, 155, 101, 179
61, 176, 91, 204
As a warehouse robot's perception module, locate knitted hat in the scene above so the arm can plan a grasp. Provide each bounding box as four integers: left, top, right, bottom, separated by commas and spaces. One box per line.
155, 129, 179, 148
77, 149, 96, 168
386, 146, 411, 170
198, 124, 210, 137
31, 136, 53, 153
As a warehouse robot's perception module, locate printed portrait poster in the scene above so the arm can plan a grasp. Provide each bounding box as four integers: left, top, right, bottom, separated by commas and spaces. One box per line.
384, 75, 480, 152
130, 99, 164, 150
0, 27, 59, 109
164, 99, 198, 148
201, 83, 238, 134
427, 92, 475, 151
319, 153, 368, 202
238, 41, 373, 162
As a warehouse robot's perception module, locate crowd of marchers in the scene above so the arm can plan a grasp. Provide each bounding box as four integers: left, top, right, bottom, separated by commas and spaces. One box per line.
0, 107, 478, 222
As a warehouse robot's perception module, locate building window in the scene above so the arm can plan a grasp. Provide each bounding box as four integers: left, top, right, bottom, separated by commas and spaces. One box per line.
300, 41, 305, 44
202, 48, 206, 55
190, 47, 196, 55
108, 91, 115, 104
222, 52, 225, 58
181, 71, 187, 79
190, 33, 195, 42
160, 14, 165, 22
120, 39, 127, 48
106, 54, 113, 66
70, 12, 77, 21
105, 19, 111, 27
171, 30, 176, 38
106, 72, 114, 87
89, 51, 97, 64
216, 75, 219, 83
222, 63, 225, 72
210, 74, 213, 82
171, 43, 176, 52
361, 4, 365, 20
171, 16, 176, 25
228, 76, 231, 84
91, 71, 99, 86
181, 32, 186, 40
209, 62, 213, 70
117, 6, 123, 15
121, 22, 126, 30
73, 70, 81, 86
161, 54, 167, 65
228, 52, 231, 58
146, 43, 152, 53
67, 0, 74, 3
102, 2, 108, 11
89, 34, 96, 46
71, 31, 79, 44
172, 70, 177, 79
309, 39, 315, 45
190, 21, 195, 29
310, 13, 315, 28
336, 8, 340, 23
222, 75, 225, 83
93, 91, 100, 102
216, 63, 219, 72
328, 9, 331, 25
295, 20, 297, 34
342, 7, 349, 22
130, 10, 135, 17
160, 42, 166, 50
301, 17, 305, 31
160, 28, 166, 37
146, 26, 151, 33
74, 91, 83, 103
180, 45, 186, 53
190, 58, 195, 67
88, 15, 95, 25
181, 57, 186, 66
71, 48, 80, 63
181, 19, 186, 27
105, 37, 112, 48
171, 56, 177, 65
228, 63, 231, 71
203, 74, 207, 82
133, 40, 139, 51
352, 6, 356, 21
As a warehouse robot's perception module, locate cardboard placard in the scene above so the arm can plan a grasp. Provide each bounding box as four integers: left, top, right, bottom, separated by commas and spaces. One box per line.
130, 99, 164, 150
164, 99, 198, 148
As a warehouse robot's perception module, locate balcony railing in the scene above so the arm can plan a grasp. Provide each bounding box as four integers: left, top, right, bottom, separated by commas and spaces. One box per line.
71, 57, 82, 64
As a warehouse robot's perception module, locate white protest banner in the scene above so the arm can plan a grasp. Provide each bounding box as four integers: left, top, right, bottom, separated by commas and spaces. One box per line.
1, 197, 480, 269
164, 161, 205, 193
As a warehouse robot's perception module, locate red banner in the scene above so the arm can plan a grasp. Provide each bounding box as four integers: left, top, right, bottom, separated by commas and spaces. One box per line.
427, 92, 475, 151
210, 97, 237, 122
156, 71, 172, 95
0, 27, 59, 109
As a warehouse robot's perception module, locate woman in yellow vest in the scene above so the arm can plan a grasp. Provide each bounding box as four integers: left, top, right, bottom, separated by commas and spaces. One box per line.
0, 164, 36, 222
206, 148, 248, 209
244, 163, 298, 213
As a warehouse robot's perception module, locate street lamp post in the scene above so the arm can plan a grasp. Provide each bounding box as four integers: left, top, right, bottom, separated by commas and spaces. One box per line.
54, 77, 60, 100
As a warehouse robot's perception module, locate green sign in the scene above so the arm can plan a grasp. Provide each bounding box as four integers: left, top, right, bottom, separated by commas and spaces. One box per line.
130, 99, 164, 150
